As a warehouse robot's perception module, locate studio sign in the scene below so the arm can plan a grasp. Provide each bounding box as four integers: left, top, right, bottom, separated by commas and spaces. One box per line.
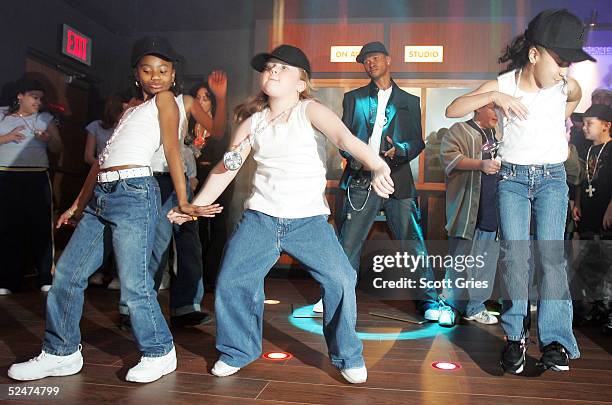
405, 46, 444, 63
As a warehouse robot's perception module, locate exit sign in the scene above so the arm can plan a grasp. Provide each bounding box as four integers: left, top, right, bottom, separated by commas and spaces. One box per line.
61, 24, 92, 66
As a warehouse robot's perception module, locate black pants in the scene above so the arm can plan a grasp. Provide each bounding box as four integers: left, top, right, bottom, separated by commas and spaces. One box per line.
0, 170, 54, 291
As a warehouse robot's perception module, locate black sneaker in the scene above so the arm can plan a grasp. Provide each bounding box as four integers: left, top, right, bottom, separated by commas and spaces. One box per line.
538, 342, 570, 371
170, 311, 213, 328
501, 339, 527, 374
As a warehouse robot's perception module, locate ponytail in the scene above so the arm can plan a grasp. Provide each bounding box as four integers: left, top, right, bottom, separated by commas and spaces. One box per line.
498, 33, 533, 74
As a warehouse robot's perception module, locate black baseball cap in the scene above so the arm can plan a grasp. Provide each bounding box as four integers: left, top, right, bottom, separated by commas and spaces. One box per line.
526, 9, 595, 63
356, 41, 389, 63
251, 45, 311, 78
584, 104, 612, 122
131, 36, 179, 67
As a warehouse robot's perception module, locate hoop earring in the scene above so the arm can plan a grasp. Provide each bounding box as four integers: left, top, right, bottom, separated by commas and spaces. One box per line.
134, 80, 140, 87
172, 81, 176, 88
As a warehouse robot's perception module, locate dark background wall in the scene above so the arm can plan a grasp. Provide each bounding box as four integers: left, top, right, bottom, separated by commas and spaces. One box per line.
1, 0, 610, 228
0, 0, 129, 99
2, 0, 610, 110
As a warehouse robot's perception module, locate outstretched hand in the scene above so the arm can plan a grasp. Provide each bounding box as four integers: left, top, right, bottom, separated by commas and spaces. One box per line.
208, 70, 227, 99
371, 161, 394, 198
167, 203, 223, 225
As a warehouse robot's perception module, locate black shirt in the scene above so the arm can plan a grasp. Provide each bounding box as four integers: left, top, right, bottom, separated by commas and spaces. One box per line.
579, 142, 612, 233
467, 120, 498, 232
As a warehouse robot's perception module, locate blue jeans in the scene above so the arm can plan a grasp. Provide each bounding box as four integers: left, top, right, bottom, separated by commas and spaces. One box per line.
339, 188, 438, 306
497, 163, 579, 358
215, 210, 364, 370
443, 228, 499, 316
43, 177, 174, 357
119, 173, 203, 316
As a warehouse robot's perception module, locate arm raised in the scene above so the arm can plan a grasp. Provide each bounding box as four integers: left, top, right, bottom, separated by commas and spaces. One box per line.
307, 101, 394, 198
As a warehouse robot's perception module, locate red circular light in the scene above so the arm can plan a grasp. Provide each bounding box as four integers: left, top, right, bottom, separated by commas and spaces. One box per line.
432, 361, 461, 371
262, 352, 292, 361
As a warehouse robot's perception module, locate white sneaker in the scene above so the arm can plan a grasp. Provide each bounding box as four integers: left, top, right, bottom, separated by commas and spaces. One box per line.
89, 272, 104, 286
438, 306, 457, 327
211, 360, 241, 377
40, 285, 52, 293
464, 310, 498, 325
125, 347, 177, 383
0, 288, 12, 296
8, 347, 83, 381
107, 277, 121, 290
423, 308, 441, 321
340, 365, 368, 384
312, 298, 323, 313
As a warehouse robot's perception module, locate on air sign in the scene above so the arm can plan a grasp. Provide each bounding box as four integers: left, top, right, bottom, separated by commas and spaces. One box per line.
61, 24, 92, 66
405, 46, 443, 63
330, 46, 363, 63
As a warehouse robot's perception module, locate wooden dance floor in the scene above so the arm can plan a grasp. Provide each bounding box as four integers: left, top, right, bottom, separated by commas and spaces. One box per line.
1, 277, 611, 404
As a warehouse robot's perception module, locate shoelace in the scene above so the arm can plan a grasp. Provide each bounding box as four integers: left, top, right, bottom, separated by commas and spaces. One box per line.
30, 352, 49, 363
30, 344, 82, 362
480, 311, 494, 322
545, 343, 566, 354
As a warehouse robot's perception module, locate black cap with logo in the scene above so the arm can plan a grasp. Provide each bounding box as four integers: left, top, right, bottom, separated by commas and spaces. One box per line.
526, 9, 595, 63
356, 41, 389, 63
584, 104, 612, 123
131, 36, 179, 67
251, 45, 311, 78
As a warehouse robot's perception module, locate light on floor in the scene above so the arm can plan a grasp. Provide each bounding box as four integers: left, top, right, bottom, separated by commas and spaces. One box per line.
264, 299, 281, 305
263, 352, 292, 361
432, 361, 461, 371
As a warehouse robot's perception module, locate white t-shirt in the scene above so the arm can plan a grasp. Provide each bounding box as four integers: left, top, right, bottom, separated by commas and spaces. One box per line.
496, 69, 568, 165
245, 99, 330, 218
0, 108, 54, 167
369, 86, 392, 153
85, 120, 114, 156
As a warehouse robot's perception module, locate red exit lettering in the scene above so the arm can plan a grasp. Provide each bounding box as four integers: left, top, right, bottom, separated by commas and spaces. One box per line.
66, 30, 88, 61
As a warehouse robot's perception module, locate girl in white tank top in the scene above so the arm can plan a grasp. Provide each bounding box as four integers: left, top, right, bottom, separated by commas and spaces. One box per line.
446, 10, 594, 374
168, 44, 394, 384
7, 37, 223, 386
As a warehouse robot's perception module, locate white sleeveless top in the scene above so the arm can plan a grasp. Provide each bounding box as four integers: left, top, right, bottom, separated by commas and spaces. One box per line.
245, 99, 330, 218
496, 70, 568, 165
150, 95, 188, 172
99, 94, 186, 169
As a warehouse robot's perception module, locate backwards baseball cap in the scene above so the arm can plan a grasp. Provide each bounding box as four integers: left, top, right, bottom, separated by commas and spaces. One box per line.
584, 104, 612, 123
251, 45, 311, 78
131, 36, 179, 67
356, 41, 389, 63
526, 9, 595, 63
